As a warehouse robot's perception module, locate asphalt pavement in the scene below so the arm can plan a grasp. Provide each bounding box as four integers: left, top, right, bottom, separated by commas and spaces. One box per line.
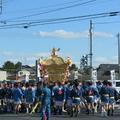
0, 112, 120, 120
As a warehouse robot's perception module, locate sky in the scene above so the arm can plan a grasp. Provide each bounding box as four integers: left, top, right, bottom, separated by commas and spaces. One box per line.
0, 0, 120, 68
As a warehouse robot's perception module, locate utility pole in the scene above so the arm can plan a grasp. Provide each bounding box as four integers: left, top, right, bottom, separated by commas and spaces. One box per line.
89, 20, 93, 81
36, 59, 39, 82
0, 0, 2, 14
117, 33, 120, 79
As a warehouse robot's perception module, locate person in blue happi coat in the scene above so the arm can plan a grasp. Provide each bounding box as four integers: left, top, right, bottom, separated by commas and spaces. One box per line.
99, 80, 109, 117
52, 81, 66, 115
108, 82, 119, 116
40, 81, 51, 120
70, 80, 83, 117
12, 82, 23, 114
84, 81, 99, 115
65, 81, 73, 115
24, 83, 35, 114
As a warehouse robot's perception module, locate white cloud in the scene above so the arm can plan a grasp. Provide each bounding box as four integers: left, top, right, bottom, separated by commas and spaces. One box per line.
35, 29, 113, 39
94, 32, 113, 38
35, 30, 88, 39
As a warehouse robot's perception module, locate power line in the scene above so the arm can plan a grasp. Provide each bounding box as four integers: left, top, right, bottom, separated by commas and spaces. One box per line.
0, 11, 120, 29
0, 13, 119, 29
28, 15, 110, 27
3, 0, 111, 15
4, 0, 83, 14
6, 0, 97, 21
0, 11, 119, 29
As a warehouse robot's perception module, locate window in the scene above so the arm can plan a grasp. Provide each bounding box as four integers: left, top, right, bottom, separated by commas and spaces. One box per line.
116, 82, 120, 87
103, 71, 110, 76
20, 72, 23, 75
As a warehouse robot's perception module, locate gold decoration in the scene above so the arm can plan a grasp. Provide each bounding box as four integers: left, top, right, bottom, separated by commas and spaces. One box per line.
51, 48, 57, 56
39, 48, 71, 83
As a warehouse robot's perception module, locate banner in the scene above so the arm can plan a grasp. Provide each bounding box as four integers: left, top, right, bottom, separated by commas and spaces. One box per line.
25, 73, 29, 82
37, 64, 41, 78
74, 70, 78, 80
92, 70, 97, 81
110, 70, 115, 80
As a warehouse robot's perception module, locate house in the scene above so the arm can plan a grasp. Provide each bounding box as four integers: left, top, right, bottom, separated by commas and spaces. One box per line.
18, 70, 30, 82
21, 65, 36, 80
97, 64, 118, 80
6, 65, 36, 81
0, 70, 7, 81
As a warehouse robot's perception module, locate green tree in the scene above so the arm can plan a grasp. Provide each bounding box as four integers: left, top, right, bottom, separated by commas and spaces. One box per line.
15, 62, 22, 71
80, 55, 88, 69
2, 61, 15, 72
69, 64, 78, 71
80, 55, 90, 80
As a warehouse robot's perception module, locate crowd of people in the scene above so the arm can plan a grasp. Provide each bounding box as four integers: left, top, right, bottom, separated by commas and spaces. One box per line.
0, 79, 120, 120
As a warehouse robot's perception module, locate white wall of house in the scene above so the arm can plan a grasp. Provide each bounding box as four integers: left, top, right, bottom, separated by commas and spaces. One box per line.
18, 70, 30, 76
0, 71, 7, 81
18, 70, 30, 82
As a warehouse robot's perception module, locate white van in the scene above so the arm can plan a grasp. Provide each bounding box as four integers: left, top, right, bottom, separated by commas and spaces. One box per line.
109, 80, 120, 93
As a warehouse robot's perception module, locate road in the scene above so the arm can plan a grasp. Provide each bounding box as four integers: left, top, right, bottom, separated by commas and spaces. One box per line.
0, 112, 120, 120
0, 104, 120, 120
